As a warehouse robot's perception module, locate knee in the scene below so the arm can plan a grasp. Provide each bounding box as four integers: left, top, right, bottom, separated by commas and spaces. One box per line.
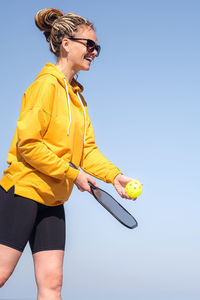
0, 272, 10, 288
38, 271, 63, 293
48, 272, 63, 292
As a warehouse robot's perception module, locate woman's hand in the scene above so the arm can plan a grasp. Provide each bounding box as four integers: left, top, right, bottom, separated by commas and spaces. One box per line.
74, 170, 98, 194
113, 174, 140, 200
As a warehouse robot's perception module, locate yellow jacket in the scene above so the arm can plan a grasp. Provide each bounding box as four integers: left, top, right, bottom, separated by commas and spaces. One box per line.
0, 63, 121, 206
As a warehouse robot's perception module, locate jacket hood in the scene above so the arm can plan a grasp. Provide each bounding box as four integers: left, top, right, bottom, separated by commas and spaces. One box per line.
36, 62, 84, 94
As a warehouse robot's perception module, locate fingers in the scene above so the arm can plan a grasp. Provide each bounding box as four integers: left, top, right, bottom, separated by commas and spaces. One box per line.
74, 171, 97, 193
88, 177, 98, 188
114, 174, 141, 201
76, 181, 91, 193
121, 188, 137, 201
114, 179, 137, 201
114, 184, 133, 200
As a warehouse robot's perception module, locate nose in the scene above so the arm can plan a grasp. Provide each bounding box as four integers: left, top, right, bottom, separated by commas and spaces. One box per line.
88, 48, 98, 58
93, 48, 99, 57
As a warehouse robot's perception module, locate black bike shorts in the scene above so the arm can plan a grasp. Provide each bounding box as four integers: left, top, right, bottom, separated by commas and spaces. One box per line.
0, 186, 65, 254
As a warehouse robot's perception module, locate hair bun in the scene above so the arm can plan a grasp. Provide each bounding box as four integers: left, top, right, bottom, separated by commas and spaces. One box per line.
35, 8, 63, 31
34, 9, 94, 57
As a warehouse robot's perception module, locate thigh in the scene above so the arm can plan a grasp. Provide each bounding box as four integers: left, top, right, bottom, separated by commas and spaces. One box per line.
0, 244, 22, 280
33, 250, 64, 287
29, 204, 66, 254
0, 186, 38, 252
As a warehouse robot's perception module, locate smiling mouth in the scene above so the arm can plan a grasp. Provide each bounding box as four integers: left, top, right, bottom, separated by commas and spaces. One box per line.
84, 57, 92, 62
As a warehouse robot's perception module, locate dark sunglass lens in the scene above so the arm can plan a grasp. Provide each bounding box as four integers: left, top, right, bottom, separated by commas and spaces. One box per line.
87, 40, 95, 49
86, 39, 101, 57
96, 45, 101, 56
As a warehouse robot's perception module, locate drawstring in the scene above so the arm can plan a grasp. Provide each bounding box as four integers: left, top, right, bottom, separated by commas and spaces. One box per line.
63, 78, 71, 135
76, 92, 87, 143
63, 78, 87, 142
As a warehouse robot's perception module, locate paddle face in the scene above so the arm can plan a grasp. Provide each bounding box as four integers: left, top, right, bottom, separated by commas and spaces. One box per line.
69, 162, 138, 229
89, 183, 138, 229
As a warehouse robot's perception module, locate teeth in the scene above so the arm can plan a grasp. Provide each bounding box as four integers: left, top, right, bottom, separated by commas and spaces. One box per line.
85, 57, 92, 62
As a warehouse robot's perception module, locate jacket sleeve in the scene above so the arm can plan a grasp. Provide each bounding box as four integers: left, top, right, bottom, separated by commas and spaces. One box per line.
17, 80, 78, 181
80, 109, 122, 183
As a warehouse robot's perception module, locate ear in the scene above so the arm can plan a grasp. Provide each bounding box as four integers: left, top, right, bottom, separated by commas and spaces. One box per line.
61, 38, 70, 53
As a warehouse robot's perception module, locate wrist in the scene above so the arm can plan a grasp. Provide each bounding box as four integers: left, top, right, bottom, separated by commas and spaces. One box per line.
113, 173, 123, 184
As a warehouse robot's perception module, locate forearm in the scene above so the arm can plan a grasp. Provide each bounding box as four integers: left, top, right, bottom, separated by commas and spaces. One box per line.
80, 145, 122, 183
18, 139, 78, 181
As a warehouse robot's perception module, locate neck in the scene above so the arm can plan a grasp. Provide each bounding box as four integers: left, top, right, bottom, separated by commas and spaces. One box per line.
56, 57, 76, 84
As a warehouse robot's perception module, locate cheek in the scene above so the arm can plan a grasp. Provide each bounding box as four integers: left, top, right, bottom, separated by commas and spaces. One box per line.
73, 49, 86, 62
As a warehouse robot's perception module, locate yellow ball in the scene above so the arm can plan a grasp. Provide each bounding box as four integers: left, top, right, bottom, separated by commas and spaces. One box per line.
125, 180, 142, 198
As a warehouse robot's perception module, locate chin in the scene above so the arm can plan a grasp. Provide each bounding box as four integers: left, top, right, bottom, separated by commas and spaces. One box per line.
83, 60, 92, 70
81, 66, 90, 71
76, 62, 91, 72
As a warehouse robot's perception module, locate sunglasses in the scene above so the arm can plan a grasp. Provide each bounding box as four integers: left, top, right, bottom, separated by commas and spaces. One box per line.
69, 38, 101, 57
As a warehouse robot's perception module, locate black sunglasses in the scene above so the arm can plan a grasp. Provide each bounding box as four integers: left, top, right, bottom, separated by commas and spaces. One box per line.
69, 38, 101, 57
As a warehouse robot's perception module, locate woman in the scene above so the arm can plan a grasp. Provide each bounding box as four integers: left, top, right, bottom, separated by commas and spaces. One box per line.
0, 8, 137, 300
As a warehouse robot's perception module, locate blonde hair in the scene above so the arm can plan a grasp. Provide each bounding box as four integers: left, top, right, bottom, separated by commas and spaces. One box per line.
35, 8, 94, 57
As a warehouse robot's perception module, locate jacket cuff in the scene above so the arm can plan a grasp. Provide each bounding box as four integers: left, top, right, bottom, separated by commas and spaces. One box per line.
65, 166, 79, 181
108, 169, 123, 184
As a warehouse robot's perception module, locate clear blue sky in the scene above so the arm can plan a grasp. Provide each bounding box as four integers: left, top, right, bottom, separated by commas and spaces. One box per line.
0, 0, 200, 299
